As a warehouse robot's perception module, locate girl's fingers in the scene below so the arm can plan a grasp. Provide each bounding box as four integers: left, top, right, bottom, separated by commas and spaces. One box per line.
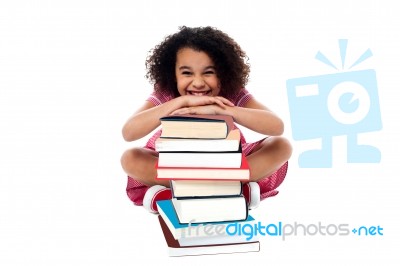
175, 96, 233, 112
170, 108, 191, 115
170, 108, 185, 115
215, 96, 234, 106
213, 98, 227, 109
212, 98, 233, 109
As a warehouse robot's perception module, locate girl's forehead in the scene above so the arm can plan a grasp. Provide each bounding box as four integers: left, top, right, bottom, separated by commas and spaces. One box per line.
176, 47, 214, 63
176, 48, 214, 68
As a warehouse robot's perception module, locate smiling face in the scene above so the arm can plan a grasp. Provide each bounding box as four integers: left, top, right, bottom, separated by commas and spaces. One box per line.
175, 47, 221, 97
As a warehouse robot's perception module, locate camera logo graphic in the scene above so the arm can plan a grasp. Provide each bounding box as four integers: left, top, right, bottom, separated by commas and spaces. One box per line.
286, 40, 382, 168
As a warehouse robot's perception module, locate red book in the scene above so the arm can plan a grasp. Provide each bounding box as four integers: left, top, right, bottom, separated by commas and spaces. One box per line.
156, 153, 250, 181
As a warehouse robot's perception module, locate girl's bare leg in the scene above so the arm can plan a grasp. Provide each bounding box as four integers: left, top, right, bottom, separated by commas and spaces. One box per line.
122, 136, 292, 186
246, 136, 292, 182
121, 148, 170, 187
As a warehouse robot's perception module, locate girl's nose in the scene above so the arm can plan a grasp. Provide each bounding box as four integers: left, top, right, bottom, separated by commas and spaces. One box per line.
192, 76, 205, 89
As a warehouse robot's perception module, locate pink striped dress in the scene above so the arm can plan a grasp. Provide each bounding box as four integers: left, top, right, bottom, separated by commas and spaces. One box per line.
126, 88, 288, 205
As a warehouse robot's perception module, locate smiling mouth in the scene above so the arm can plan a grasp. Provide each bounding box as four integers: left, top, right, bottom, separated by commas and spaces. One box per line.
187, 90, 212, 96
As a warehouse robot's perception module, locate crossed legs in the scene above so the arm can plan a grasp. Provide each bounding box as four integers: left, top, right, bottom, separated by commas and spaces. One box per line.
120, 136, 292, 186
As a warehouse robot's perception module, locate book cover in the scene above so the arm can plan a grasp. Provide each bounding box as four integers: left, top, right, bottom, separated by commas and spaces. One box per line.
160, 114, 235, 139
158, 144, 242, 168
158, 215, 260, 257
178, 229, 259, 247
156, 153, 250, 181
156, 199, 255, 240
172, 196, 248, 224
170, 180, 242, 198
155, 129, 240, 152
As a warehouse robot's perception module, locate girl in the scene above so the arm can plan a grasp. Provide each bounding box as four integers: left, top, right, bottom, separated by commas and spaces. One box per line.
121, 26, 292, 213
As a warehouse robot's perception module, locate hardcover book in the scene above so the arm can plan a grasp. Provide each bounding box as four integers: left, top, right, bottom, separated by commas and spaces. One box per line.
172, 196, 248, 224
156, 153, 250, 181
156, 199, 255, 240
158, 144, 242, 168
170, 180, 242, 198
159, 114, 235, 139
158, 215, 260, 257
155, 129, 240, 152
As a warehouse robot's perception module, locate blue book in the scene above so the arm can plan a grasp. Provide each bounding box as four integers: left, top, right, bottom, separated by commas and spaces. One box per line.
157, 199, 255, 240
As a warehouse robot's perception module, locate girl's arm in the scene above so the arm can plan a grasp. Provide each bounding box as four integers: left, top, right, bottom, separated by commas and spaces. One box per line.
122, 98, 182, 142
171, 97, 284, 136
122, 95, 234, 141
226, 97, 284, 136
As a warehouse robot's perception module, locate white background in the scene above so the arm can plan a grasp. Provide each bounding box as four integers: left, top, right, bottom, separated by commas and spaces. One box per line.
1, 0, 399, 265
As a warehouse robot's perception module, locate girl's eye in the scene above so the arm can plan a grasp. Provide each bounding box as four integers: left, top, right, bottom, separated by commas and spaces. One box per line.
204, 71, 215, 75
182, 71, 192, 75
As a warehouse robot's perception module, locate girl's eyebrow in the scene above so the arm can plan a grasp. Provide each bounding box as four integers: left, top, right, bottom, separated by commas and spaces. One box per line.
178, 66, 191, 70
177, 66, 216, 70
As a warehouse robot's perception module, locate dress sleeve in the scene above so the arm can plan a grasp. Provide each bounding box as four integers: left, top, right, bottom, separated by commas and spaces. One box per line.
146, 89, 173, 106
232, 88, 253, 107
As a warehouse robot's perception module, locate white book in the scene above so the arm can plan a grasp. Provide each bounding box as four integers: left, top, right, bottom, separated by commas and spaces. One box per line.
155, 129, 240, 152
157, 200, 255, 240
172, 196, 248, 224
158, 215, 260, 257
156, 153, 250, 181
158, 149, 242, 168
178, 233, 259, 247
171, 180, 242, 198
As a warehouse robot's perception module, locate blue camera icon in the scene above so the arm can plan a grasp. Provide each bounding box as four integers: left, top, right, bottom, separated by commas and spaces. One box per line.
286, 69, 382, 168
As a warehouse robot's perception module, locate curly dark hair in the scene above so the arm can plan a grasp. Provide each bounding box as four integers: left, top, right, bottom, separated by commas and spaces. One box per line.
145, 26, 250, 98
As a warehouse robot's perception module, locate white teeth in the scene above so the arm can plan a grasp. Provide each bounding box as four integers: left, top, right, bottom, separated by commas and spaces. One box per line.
188, 91, 210, 96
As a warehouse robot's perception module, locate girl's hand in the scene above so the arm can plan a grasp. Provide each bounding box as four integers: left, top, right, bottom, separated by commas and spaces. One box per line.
181, 95, 234, 109
170, 104, 226, 116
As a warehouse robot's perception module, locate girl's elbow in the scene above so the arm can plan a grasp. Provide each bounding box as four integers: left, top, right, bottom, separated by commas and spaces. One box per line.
122, 126, 134, 142
272, 120, 285, 136
277, 124, 284, 136
122, 131, 130, 142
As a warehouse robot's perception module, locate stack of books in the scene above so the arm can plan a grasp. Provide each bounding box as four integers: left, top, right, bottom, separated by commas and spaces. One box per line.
156, 114, 250, 180
155, 114, 260, 256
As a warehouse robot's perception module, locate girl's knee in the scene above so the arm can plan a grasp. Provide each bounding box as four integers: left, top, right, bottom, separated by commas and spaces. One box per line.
277, 137, 292, 160
266, 136, 292, 162
121, 148, 142, 172
121, 147, 158, 176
